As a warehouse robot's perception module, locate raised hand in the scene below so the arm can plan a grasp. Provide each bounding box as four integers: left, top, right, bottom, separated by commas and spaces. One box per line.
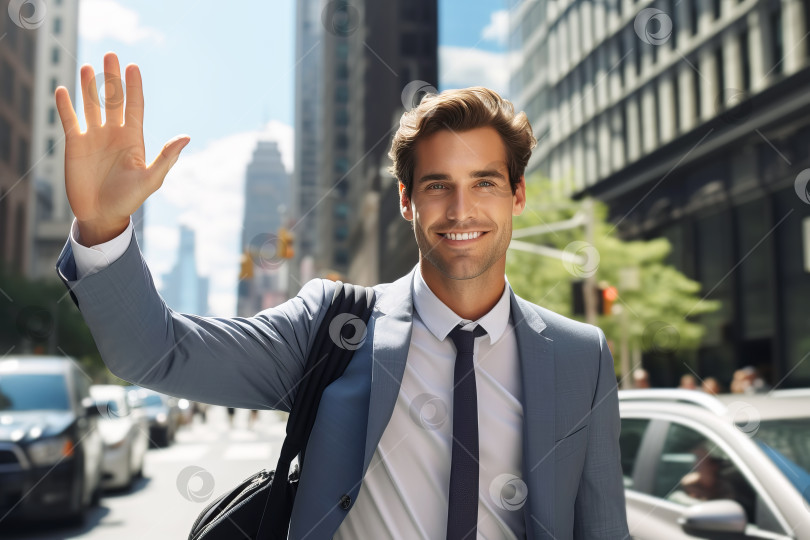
54, 52, 190, 246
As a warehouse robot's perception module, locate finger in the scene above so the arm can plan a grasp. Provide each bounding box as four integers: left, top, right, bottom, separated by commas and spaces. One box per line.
103, 52, 125, 126
124, 64, 144, 129
146, 135, 191, 190
80, 65, 102, 128
54, 86, 80, 137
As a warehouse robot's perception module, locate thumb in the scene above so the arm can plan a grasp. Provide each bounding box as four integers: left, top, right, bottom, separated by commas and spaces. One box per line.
147, 134, 190, 189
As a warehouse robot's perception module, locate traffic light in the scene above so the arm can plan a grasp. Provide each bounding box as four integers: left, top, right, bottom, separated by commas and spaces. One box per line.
601, 285, 618, 315
239, 250, 254, 280
278, 228, 294, 259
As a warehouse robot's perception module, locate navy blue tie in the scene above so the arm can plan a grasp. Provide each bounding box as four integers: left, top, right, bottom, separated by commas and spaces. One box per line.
446, 323, 487, 540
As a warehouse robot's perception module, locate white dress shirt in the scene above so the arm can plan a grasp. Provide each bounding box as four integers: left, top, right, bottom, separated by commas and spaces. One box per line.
69, 218, 526, 539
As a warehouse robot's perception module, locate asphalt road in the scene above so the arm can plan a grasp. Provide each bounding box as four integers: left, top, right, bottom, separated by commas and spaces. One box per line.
0, 407, 289, 540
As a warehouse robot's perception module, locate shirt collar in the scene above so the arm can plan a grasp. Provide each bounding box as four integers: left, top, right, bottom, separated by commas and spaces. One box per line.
412, 265, 512, 345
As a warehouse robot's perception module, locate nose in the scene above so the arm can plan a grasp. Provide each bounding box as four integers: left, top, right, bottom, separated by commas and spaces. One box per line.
446, 186, 477, 223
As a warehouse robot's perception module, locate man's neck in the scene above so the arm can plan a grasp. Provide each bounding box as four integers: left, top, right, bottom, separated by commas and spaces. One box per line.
418, 260, 506, 321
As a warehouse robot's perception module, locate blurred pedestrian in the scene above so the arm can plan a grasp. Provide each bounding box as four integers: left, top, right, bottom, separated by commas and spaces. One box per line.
701, 377, 722, 395
731, 366, 771, 394
632, 368, 651, 389
678, 374, 697, 390
249, 409, 259, 430
227, 406, 235, 427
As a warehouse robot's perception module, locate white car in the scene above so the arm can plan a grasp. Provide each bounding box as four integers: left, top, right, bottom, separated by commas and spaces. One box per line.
89, 385, 149, 490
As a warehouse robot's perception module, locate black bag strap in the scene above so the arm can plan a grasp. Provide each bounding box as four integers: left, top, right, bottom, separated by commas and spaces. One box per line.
257, 280, 375, 539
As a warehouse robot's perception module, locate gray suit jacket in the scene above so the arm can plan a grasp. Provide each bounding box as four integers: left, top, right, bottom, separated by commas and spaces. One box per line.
56, 232, 629, 539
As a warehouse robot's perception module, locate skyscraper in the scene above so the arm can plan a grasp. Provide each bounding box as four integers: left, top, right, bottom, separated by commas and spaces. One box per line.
28, 0, 79, 279
237, 140, 290, 316
161, 225, 209, 315
510, 0, 810, 385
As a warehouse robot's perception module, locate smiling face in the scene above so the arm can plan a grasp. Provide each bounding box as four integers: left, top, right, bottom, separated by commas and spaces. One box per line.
399, 126, 526, 283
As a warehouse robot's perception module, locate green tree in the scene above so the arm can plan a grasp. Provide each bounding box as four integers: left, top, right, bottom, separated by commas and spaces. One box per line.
506, 177, 720, 381
0, 268, 106, 380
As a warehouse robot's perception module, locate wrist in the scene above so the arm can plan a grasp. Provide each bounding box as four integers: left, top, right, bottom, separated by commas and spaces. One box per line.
76, 217, 130, 247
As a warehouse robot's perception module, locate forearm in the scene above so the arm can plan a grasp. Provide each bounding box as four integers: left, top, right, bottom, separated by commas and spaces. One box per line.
57, 232, 331, 411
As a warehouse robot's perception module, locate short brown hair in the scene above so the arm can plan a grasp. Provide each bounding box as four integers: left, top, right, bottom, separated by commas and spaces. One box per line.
388, 86, 537, 200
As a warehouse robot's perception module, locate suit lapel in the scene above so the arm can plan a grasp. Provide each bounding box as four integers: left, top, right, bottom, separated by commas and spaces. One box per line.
510, 293, 556, 540
362, 266, 417, 474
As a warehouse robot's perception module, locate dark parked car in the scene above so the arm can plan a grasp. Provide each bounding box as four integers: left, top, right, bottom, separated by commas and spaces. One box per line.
0, 356, 104, 524
126, 386, 180, 447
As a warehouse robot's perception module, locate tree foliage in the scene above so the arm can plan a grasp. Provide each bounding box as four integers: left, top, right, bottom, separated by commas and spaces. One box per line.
506, 177, 720, 359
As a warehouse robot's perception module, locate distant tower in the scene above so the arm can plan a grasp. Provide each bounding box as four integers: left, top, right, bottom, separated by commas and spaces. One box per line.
160, 225, 209, 315
28, 0, 80, 279
237, 141, 290, 316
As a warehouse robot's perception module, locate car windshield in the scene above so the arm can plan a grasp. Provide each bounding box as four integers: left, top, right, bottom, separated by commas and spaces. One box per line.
142, 395, 164, 407
0, 374, 70, 411
751, 419, 810, 504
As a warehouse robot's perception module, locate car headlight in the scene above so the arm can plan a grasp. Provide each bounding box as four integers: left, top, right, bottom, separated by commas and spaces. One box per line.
156, 413, 167, 425
28, 436, 75, 466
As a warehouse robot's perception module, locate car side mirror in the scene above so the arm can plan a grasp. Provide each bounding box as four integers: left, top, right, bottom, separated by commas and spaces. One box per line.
678, 500, 747, 536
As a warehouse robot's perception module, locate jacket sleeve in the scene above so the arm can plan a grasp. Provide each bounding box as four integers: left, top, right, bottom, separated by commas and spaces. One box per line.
573, 327, 630, 538
55, 231, 335, 412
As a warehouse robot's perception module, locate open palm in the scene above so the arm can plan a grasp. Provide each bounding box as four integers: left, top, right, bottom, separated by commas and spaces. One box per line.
55, 53, 189, 245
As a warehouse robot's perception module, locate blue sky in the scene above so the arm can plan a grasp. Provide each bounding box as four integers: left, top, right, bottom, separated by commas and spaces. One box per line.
74, 0, 509, 315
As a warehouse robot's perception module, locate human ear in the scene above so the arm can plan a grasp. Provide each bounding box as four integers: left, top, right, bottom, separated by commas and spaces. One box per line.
512, 175, 527, 216
399, 181, 413, 221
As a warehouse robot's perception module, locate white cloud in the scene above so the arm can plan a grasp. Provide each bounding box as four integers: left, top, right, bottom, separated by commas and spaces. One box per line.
79, 0, 165, 45
439, 46, 517, 96
482, 10, 510, 46
147, 120, 294, 317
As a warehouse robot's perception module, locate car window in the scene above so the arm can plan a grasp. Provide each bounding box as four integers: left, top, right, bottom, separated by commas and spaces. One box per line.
0, 374, 70, 410
653, 422, 784, 534
619, 418, 649, 488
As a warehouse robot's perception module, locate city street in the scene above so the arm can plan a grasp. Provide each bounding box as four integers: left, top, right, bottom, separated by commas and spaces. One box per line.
0, 408, 289, 540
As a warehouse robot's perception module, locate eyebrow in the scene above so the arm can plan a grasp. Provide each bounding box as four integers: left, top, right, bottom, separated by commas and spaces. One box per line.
415, 169, 507, 184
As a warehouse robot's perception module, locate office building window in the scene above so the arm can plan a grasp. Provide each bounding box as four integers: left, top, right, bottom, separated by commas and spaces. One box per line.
51, 77, 58, 93
712, 0, 721, 20
669, 0, 679, 50
1, 61, 13, 102
673, 75, 681, 133
715, 46, 725, 108
20, 85, 31, 122
689, 0, 698, 35
48, 106, 56, 125
769, 7, 783, 75
17, 138, 28, 176
47, 137, 56, 156
52, 46, 60, 64
693, 63, 701, 120
53, 16, 62, 34
617, 35, 625, 88
0, 117, 11, 162
740, 29, 750, 92
635, 41, 642, 76
14, 203, 25, 273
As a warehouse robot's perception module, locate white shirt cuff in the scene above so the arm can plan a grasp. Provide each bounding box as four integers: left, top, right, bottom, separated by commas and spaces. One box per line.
70, 217, 134, 279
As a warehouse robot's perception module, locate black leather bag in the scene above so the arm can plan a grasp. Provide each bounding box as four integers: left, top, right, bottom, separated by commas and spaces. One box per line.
188, 281, 376, 540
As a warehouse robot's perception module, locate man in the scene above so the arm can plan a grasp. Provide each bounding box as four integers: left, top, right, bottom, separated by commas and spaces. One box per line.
54, 52, 628, 539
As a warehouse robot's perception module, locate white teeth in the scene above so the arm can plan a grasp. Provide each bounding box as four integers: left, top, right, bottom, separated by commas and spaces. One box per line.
443, 231, 482, 241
